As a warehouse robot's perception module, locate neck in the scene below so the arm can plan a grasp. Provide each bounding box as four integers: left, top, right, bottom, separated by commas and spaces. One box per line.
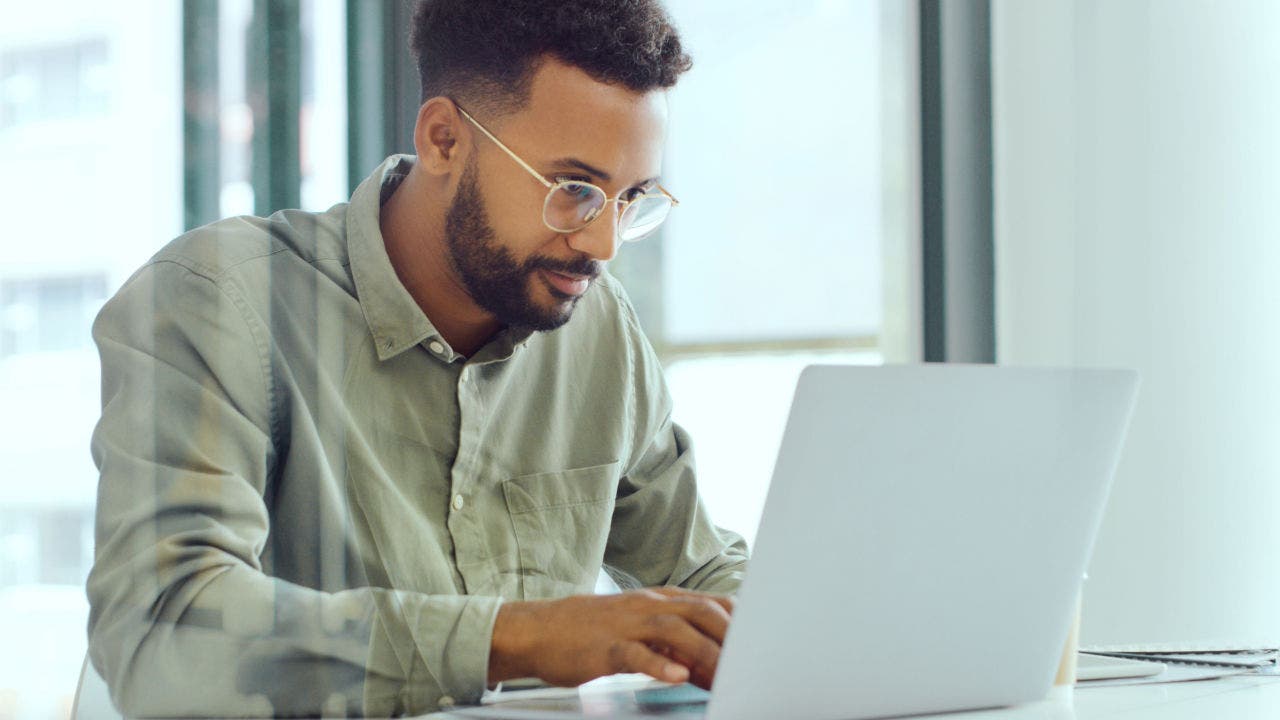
379, 166, 502, 357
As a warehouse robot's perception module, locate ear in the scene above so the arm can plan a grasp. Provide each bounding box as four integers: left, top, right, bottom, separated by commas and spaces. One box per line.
413, 97, 472, 176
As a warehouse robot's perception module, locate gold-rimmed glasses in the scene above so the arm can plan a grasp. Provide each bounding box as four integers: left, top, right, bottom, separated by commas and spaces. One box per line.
455, 104, 679, 242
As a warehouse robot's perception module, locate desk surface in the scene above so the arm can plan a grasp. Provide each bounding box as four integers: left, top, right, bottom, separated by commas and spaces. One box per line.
1068, 673, 1280, 719
433, 673, 1280, 719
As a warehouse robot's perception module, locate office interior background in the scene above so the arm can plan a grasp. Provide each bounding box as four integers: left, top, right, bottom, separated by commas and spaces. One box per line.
0, 0, 1275, 718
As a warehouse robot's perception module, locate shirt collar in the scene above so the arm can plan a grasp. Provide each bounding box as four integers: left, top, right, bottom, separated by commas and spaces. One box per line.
347, 155, 536, 363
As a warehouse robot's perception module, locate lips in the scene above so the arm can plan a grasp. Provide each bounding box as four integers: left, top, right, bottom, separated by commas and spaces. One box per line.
540, 268, 592, 297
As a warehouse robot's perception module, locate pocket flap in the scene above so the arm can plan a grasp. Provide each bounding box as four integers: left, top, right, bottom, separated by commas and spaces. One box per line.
502, 462, 620, 514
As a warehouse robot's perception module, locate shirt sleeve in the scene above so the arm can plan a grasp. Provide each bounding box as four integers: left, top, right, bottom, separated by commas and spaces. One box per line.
602, 291, 750, 595
88, 259, 499, 717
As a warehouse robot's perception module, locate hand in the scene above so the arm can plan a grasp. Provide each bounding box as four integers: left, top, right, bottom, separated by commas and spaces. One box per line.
488, 587, 735, 690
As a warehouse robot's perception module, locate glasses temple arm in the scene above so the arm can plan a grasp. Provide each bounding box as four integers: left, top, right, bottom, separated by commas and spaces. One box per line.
455, 105, 554, 189
657, 184, 680, 206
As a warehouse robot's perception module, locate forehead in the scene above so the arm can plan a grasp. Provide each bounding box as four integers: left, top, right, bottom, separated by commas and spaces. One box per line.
496, 57, 669, 181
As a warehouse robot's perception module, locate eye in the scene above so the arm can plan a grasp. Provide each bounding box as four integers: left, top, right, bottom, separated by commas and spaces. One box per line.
622, 187, 649, 202
554, 177, 596, 200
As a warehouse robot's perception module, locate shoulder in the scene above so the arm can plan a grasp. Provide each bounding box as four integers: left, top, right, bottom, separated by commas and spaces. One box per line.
150, 205, 349, 283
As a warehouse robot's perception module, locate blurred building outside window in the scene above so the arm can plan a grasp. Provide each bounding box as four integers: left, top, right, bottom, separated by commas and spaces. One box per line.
0, 3, 181, 719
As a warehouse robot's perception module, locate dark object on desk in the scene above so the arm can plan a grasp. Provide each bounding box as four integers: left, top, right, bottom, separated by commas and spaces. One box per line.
1087, 649, 1279, 670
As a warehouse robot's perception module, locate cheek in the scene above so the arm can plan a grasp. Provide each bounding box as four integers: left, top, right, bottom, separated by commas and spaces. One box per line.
491, 214, 560, 266
474, 162, 558, 258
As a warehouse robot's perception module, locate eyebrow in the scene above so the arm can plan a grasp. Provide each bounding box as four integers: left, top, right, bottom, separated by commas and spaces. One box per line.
548, 157, 659, 189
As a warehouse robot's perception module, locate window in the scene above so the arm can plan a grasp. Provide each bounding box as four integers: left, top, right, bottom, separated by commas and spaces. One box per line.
0, 275, 108, 357
206, 0, 348, 221
0, 3, 920, 714
0, 3, 182, 717
611, 0, 918, 544
0, 509, 92, 587
0, 39, 109, 130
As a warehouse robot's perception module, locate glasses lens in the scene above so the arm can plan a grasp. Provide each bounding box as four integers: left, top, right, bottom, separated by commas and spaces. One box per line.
618, 195, 673, 241
544, 181, 607, 232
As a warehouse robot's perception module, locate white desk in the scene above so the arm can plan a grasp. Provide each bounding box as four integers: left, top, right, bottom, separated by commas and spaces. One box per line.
906, 675, 1280, 719
433, 673, 1280, 719
1069, 674, 1280, 719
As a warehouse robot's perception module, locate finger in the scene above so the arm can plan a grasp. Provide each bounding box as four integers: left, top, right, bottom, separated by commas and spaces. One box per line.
651, 643, 717, 691
649, 586, 736, 616
641, 614, 722, 683
611, 640, 690, 685
634, 589, 732, 643
661, 596, 733, 645
717, 594, 736, 616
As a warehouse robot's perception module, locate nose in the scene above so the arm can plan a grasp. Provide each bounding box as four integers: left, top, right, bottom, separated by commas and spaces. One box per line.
565, 201, 620, 262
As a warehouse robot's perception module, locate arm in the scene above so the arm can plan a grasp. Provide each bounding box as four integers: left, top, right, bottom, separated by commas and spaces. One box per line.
482, 421, 746, 690
607, 417, 750, 594
604, 292, 750, 594
483, 286, 749, 690
88, 260, 498, 717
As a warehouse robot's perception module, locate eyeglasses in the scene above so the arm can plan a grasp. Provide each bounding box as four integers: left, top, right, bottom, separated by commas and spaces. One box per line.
455, 104, 679, 242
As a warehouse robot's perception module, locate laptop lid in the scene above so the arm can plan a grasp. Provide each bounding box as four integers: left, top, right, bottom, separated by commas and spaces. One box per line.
707, 364, 1139, 720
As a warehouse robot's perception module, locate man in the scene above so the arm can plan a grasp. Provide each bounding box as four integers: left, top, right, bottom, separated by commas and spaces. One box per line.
87, 0, 747, 716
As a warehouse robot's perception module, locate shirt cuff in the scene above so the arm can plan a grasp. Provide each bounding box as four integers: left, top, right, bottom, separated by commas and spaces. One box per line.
423, 594, 504, 711
366, 593, 505, 715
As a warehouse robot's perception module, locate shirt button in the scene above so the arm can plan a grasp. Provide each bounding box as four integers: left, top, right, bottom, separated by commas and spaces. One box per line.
438, 695, 455, 709
452, 494, 465, 511
428, 340, 445, 355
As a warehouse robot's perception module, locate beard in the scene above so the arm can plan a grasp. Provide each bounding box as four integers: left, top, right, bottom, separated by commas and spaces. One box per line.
443, 160, 601, 331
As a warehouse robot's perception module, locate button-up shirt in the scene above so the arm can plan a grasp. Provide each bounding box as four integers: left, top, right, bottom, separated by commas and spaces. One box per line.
87, 155, 748, 717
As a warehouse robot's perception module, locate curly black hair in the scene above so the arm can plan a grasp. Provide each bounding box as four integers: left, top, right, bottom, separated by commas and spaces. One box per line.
409, 0, 692, 114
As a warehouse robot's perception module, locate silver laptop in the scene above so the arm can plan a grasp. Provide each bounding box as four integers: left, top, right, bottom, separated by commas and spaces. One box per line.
460, 364, 1139, 720
707, 364, 1139, 720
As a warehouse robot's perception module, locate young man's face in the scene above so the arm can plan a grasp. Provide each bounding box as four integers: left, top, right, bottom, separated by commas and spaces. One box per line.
444, 57, 669, 330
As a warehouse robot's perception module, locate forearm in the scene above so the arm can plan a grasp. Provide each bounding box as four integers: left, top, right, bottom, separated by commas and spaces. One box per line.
89, 558, 503, 717
486, 600, 542, 685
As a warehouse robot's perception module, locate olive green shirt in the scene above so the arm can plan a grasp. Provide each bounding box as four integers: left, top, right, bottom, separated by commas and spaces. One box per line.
87, 155, 747, 717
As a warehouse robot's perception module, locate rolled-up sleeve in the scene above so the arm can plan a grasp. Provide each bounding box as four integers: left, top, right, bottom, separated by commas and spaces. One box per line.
88, 259, 499, 717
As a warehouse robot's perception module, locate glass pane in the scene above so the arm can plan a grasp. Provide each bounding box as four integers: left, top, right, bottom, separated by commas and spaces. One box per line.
667, 350, 882, 546
660, 0, 898, 344
0, 2, 182, 718
299, 0, 347, 212
215, 0, 347, 219
217, 0, 256, 217
644, 1, 915, 544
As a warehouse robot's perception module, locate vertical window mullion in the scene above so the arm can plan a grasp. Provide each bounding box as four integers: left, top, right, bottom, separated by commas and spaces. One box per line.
249, 0, 301, 216
345, 0, 417, 193
345, 0, 389, 192
183, 0, 221, 231
919, 0, 995, 363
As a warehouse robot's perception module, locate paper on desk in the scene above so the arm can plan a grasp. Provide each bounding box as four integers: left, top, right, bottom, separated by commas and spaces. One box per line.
447, 694, 704, 720
1077, 663, 1254, 688
451, 676, 703, 719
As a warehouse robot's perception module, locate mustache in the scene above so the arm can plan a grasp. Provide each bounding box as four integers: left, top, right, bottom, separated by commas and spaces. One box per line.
527, 254, 604, 279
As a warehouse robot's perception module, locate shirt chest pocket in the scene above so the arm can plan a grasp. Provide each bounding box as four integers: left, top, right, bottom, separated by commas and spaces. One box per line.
502, 462, 620, 599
